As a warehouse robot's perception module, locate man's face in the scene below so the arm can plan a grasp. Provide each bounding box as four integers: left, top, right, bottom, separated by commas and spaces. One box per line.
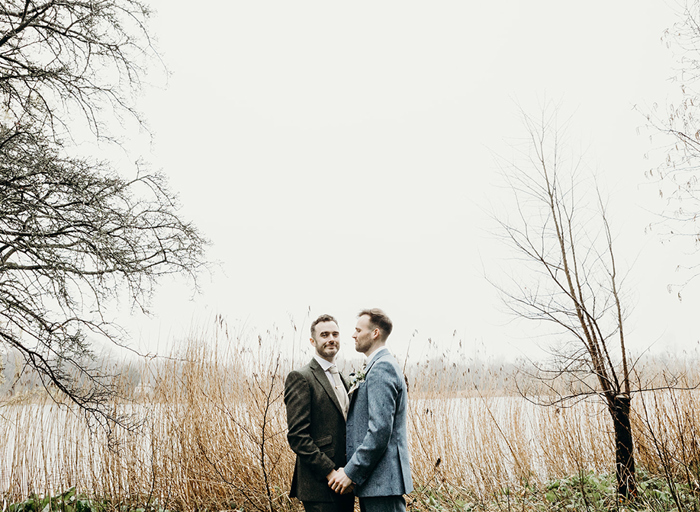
352, 315, 376, 355
311, 320, 341, 362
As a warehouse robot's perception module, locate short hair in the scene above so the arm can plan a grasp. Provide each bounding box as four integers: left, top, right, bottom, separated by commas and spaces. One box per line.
358, 308, 393, 339
310, 314, 338, 338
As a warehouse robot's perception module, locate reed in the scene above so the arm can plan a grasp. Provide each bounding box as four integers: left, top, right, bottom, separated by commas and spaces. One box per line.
0, 324, 698, 511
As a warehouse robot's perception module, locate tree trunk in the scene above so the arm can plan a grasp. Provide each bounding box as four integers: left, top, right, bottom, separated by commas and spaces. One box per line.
611, 394, 636, 498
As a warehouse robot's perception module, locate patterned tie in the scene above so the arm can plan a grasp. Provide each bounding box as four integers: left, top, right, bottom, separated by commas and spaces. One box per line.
328, 365, 349, 419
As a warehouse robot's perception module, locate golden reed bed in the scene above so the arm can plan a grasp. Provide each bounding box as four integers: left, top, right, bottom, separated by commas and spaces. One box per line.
0, 330, 698, 511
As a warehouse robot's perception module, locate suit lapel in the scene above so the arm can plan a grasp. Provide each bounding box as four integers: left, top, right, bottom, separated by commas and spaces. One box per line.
364, 348, 387, 375
348, 351, 384, 402
310, 358, 345, 417
348, 349, 389, 407
351, 348, 389, 394
340, 373, 350, 391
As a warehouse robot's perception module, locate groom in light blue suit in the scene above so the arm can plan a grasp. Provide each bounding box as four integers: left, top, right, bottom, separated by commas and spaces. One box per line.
328, 308, 413, 512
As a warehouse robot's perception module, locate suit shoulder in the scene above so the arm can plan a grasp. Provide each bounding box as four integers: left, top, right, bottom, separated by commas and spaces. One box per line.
369, 357, 404, 383
286, 361, 315, 381
374, 355, 401, 372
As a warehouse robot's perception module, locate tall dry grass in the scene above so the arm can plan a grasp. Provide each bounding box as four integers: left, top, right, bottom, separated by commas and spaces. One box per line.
0, 323, 699, 511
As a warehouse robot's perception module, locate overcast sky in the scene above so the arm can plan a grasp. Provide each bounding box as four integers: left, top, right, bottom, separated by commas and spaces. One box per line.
110, 0, 699, 364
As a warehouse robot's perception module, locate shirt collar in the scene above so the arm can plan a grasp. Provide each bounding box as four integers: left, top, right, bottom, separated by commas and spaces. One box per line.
366, 346, 388, 366
314, 354, 335, 371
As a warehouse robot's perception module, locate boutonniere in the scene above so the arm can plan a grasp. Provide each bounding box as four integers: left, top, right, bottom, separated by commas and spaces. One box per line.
348, 363, 367, 394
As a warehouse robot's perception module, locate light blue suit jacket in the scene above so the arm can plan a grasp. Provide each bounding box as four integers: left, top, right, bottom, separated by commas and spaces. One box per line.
345, 349, 413, 497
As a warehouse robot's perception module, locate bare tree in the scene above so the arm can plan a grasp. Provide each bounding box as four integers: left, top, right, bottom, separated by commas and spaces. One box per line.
643, 1, 700, 288
0, 1, 206, 424
1, 0, 155, 137
492, 105, 636, 497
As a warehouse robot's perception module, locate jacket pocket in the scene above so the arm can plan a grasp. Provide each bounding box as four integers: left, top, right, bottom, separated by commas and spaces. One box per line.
317, 435, 335, 457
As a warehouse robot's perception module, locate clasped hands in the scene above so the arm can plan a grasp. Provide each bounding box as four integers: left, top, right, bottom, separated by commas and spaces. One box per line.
327, 468, 353, 494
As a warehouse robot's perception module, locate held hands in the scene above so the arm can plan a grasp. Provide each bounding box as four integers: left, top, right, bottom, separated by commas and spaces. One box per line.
327, 467, 354, 495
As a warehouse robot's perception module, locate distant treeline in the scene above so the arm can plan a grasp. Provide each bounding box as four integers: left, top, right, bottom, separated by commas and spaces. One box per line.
1, 345, 693, 399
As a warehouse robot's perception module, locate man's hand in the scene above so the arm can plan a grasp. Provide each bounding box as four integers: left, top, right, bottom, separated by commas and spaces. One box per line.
328, 467, 354, 494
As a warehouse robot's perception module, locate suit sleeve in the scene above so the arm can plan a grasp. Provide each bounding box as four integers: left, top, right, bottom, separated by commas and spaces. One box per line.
344, 360, 401, 485
284, 370, 336, 479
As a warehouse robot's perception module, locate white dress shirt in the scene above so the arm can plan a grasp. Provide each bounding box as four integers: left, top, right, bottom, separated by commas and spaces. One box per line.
313, 354, 337, 387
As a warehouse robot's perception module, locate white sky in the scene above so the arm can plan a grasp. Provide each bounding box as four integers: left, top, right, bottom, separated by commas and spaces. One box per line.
111, 0, 699, 364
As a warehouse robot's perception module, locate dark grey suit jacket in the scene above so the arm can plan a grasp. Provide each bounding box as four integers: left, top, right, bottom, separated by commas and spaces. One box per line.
284, 358, 351, 503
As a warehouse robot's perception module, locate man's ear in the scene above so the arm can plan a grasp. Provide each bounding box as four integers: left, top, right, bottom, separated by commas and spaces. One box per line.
372, 328, 380, 340
309, 337, 316, 346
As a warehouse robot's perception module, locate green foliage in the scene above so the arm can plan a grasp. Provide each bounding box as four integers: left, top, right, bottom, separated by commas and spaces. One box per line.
409, 471, 700, 511
8, 488, 96, 512
5, 475, 700, 512
543, 471, 617, 510
534, 471, 700, 511
6, 489, 171, 512
409, 485, 481, 512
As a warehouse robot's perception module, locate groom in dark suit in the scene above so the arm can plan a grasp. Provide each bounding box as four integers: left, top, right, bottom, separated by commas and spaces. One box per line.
284, 314, 354, 512
328, 308, 413, 512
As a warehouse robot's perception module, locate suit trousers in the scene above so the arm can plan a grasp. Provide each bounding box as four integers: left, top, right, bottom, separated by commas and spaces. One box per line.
359, 495, 406, 512
302, 494, 354, 512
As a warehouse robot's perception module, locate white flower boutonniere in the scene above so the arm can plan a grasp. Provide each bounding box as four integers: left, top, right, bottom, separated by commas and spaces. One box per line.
348, 364, 367, 394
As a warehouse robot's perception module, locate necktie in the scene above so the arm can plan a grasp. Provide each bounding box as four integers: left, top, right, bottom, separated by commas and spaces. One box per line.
328, 365, 349, 419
